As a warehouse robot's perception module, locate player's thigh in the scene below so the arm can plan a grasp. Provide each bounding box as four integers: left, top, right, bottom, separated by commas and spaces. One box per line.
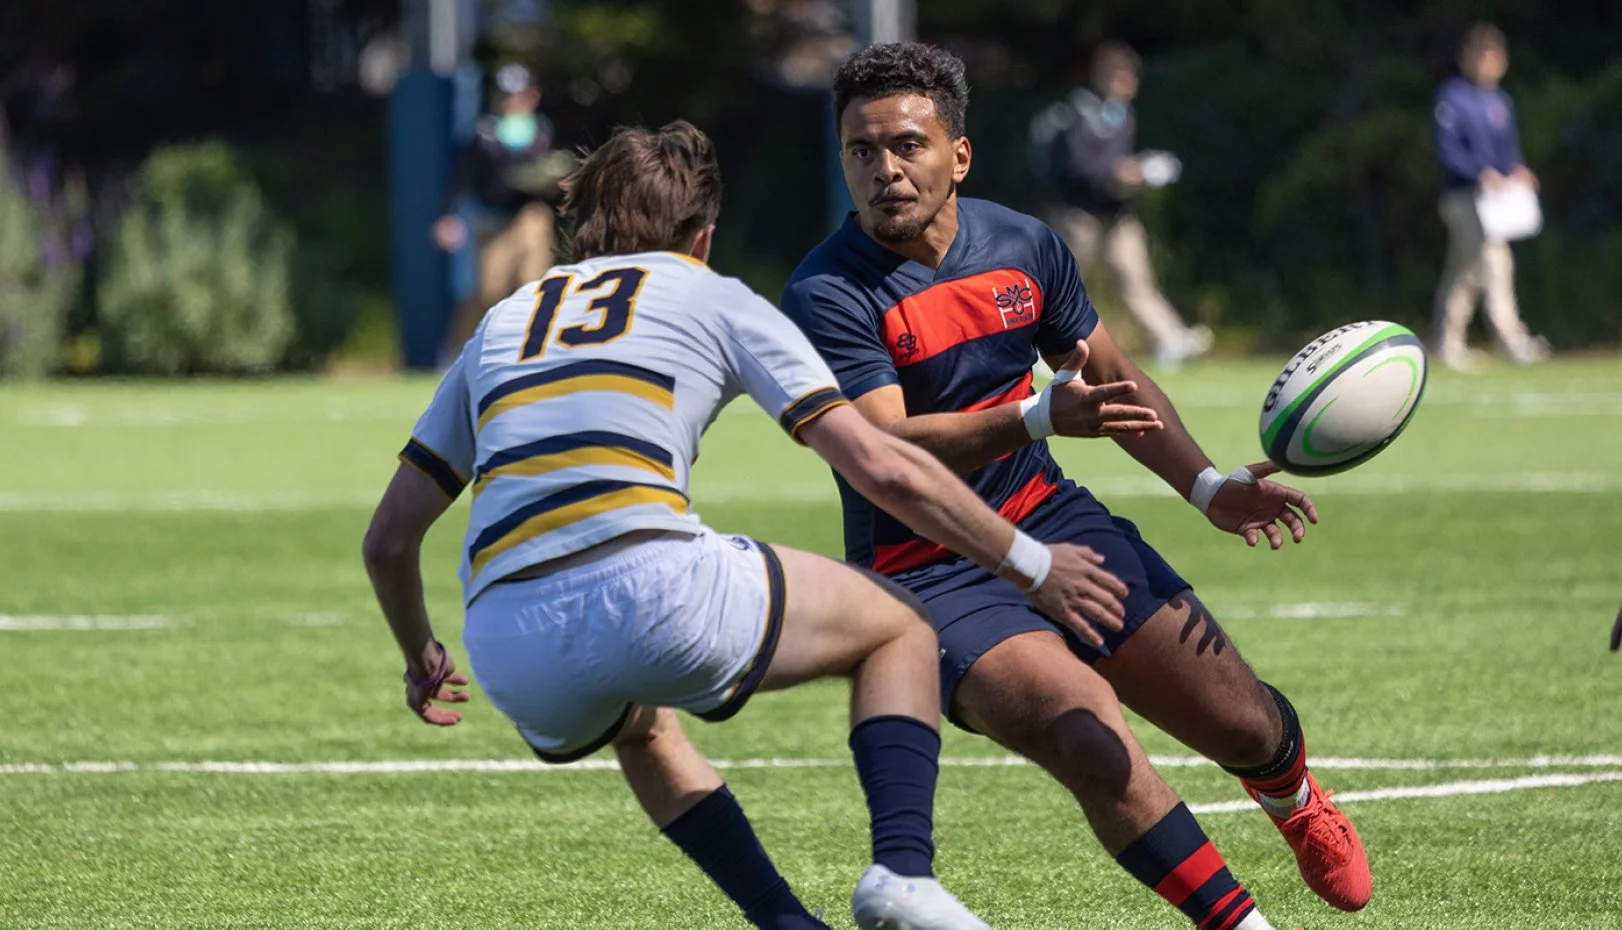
758, 544, 933, 692
1097, 590, 1281, 764
953, 628, 1141, 792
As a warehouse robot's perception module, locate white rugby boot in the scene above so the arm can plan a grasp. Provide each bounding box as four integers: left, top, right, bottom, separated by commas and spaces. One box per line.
850, 864, 992, 930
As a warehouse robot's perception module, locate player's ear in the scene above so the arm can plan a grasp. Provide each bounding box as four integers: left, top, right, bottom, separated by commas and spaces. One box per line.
685, 224, 715, 264
952, 135, 971, 184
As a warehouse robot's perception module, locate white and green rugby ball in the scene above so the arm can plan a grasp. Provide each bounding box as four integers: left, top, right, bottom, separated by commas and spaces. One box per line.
1259, 321, 1427, 476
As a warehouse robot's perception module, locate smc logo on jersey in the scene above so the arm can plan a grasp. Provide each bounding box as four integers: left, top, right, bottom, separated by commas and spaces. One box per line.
994, 278, 1038, 328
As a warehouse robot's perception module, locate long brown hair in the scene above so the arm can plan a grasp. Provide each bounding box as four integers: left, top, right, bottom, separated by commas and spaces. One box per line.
560, 120, 722, 262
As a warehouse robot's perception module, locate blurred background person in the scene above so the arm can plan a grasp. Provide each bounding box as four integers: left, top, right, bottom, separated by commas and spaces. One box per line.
1431, 22, 1549, 372
1031, 41, 1210, 368
433, 62, 570, 358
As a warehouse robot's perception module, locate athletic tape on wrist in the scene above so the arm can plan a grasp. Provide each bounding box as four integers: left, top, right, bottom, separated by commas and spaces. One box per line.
998, 529, 1052, 592
1018, 367, 1080, 440
1189, 465, 1258, 515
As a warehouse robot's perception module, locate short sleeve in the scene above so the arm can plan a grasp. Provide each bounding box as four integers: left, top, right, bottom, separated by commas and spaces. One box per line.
719, 286, 851, 444
1034, 225, 1099, 356
779, 276, 899, 401
399, 353, 476, 499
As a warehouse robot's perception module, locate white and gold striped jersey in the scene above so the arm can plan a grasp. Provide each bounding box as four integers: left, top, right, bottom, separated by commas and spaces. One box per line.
399, 250, 848, 605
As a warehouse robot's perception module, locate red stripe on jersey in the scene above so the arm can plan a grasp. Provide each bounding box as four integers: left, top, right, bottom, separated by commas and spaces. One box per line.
872, 471, 1058, 575
881, 269, 1043, 368
1153, 841, 1226, 907
959, 371, 1034, 413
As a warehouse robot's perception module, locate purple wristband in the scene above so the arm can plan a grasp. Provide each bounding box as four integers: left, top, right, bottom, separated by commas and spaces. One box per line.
404, 640, 450, 693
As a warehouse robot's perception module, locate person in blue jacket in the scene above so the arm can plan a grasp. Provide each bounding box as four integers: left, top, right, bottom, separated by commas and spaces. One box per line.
1431, 22, 1549, 370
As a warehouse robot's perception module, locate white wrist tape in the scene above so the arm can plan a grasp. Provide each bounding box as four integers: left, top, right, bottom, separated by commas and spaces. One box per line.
998, 529, 1052, 593
1189, 465, 1258, 515
1017, 367, 1080, 440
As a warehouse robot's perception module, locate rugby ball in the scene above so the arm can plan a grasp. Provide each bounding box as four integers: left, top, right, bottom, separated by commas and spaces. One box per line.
1258, 321, 1427, 476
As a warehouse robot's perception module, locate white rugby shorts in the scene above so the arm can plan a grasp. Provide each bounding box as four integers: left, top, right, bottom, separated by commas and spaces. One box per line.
462, 529, 785, 763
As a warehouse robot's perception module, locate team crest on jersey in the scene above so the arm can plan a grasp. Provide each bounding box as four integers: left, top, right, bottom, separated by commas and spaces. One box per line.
994, 279, 1037, 328
893, 331, 920, 361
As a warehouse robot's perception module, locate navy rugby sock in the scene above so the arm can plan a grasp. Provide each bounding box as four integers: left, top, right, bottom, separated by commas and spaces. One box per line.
661, 786, 829, 930
849, 714, 940, 878
1116, 803, 1259, 929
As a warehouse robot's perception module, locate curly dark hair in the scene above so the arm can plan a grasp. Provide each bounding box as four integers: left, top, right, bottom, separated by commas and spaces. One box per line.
832, 42, 969, 139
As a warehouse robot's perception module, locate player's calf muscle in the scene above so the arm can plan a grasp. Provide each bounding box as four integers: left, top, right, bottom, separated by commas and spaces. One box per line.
1102, 596, 1282, 768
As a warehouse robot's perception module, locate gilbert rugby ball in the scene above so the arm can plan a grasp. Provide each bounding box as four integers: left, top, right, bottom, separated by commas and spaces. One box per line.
1259, 321, 1427, 476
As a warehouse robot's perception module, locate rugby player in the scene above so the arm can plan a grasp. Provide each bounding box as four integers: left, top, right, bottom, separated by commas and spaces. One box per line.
781, 43, 1372, 930
362, 120, 1131, 930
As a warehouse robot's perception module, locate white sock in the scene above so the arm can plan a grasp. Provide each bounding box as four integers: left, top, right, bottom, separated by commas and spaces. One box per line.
1233, 909, 1278, 930
1255, 777, 1312, 818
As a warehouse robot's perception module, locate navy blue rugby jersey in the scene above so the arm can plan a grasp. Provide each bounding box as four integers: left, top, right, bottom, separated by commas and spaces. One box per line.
781, 198, 1098, 575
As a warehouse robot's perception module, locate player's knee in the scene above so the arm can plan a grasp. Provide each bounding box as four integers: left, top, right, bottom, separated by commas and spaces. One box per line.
1204, 681, 1286, 766
1040, 708, 1135, 801
1231, 698, 1285, 762
859, 566, 929, 623
890, 611, 938, 655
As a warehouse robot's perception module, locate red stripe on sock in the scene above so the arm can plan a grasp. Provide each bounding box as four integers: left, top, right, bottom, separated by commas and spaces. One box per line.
1152, 841, 1225, 907
1196, 888, 1246, 929
1206, 889, 1252, 930
1219, 895, 1258, 928
1243, 746, 1309, 798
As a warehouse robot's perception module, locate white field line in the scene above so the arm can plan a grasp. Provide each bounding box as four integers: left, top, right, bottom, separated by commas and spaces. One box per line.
0, 605, 1399, 633
0, 491, 382, 512
1186, 771, 1622, 814
15, 404, 407, 428
5, 754, 1621, 777
1222, 602, 1405, 620
3, 472, 1622, 513
0, 613, 356, 631
6, 758, 1622, 812
279, 612, 356, 627
12, 388, 1622, 428
0, 614, 175, 631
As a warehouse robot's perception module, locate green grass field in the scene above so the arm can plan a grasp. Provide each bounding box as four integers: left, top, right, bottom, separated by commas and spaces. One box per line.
3, 356, 1621, 929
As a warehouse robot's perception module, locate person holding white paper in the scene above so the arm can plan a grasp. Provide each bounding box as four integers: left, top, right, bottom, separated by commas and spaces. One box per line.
1430, 22, 1549, 370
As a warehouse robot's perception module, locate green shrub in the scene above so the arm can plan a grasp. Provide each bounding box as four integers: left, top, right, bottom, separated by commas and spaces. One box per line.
0, 152, 81, 379
98, 142, 296, 375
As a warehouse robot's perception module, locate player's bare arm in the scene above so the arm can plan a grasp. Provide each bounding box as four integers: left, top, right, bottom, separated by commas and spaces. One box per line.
1073, 321, 1318, 549
800, 404, 1128, 647
361, 463, 471, 725
851, 364, 1160, 475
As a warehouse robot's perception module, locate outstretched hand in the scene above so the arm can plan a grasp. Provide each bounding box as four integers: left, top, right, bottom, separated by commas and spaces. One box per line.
1048, 340, 1163, 439
1205, 462, 1319, 549
1027, 542, 1128, 650
405, 641, 471, 726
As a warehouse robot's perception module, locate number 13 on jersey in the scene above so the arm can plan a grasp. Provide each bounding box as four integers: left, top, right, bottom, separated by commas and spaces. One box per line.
519, 267, 649, 361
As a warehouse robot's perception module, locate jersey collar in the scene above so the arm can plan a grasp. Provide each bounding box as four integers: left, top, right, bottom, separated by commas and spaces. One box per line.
839, 199, 970, 283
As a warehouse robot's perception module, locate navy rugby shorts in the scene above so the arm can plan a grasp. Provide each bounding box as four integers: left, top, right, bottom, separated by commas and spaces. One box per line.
889, 484, 1190, 731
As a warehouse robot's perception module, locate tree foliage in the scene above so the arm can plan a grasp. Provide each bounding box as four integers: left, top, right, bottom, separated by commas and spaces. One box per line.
0, 151, 81, 379
98, 143, 296, 375
502, 0, 1622, 349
